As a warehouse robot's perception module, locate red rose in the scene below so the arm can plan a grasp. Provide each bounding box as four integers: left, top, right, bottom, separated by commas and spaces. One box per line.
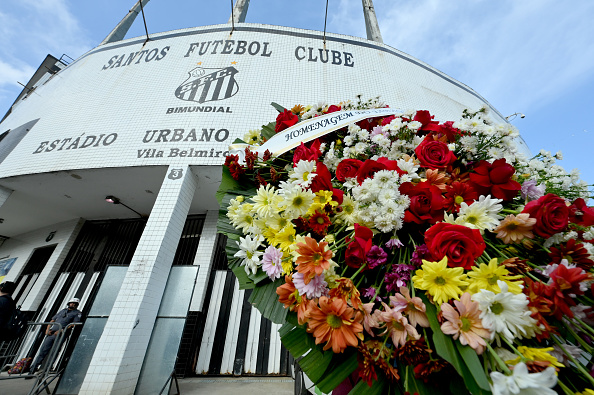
275, 109, 299, 132
424, 223, 485, 270
469, 159, 521, 201
325, 105, 341, 113
310, 162, 332, 192
376, 157, 405, 175
522, 193, 568, 238
414, 137, 457, 170
400, 181, 445, 224
356, 159, 386, 185
336, 159, 363, 182
345, 224, 374, 268
569, 198, 594, 227
293, 139, 321, 165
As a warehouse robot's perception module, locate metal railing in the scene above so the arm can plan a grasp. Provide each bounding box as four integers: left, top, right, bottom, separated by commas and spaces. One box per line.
1, 321, 83, 395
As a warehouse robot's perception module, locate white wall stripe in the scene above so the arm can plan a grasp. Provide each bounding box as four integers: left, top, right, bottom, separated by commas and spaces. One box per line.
244, 306, 261, 374
15, 273, 38, 306
195, 270, 226, 374
220, 279, 243, 374
268, 322, 281, 374
18, 272, 69, 360
79, 272, 100, 312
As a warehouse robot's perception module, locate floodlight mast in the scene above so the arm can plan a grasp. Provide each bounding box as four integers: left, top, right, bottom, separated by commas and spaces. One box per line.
100, 0, 384, 44
101, 0, 151, 45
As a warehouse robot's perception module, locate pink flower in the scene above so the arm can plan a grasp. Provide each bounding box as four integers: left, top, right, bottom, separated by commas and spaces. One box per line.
293, 272, 328, 299
377, 302, 420, 346
440, 293, 491, 354
389, 286, 430, 328
362, 302, 381, 336
261, 245, 283, 280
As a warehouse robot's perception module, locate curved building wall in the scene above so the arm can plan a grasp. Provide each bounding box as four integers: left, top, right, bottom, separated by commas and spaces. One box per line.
0, 24, 503, 178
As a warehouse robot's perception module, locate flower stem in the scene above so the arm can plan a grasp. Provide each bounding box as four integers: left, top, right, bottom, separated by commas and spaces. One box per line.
485, 342, 512, 375
350, 264, 367, 281
562, 319, 593, 354
552, 335, 594, 387
573, 317, 594, 337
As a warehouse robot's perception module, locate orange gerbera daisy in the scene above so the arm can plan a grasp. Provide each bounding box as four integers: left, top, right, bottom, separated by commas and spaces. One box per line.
494, 213, 536, 244
329, 277, 362, 310
306, 296, 363, 353
277, 275, 310, 325
295, 236, 333, 282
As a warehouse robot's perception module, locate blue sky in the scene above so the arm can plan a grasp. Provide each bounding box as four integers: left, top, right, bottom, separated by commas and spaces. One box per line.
1, 0, 593, 196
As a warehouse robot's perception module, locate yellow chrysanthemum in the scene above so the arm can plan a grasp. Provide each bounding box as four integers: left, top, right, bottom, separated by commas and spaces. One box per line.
576, 389, 594, 395
467, 258, 524, 294
281, 252, 294, 274
271, 224, 297, 252
412, 257, 469, 306
307, 190, 338, 216
505, 346, 565, 368
242, 129, 261, 145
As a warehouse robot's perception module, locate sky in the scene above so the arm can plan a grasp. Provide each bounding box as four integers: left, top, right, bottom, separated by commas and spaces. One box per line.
0, 0, 593, 196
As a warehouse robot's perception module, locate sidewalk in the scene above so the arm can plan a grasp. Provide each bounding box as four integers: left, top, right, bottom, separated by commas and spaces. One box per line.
0, 374, 294, 395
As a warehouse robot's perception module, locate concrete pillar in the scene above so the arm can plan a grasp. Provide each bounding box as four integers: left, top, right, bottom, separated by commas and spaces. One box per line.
101, 0, 151, 45
80, 165, 197, 394
362, 0, 383, 43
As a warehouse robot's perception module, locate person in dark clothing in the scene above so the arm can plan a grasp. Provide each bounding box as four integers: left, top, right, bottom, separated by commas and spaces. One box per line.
0, 281, 17, 340
30, 297, 82, 374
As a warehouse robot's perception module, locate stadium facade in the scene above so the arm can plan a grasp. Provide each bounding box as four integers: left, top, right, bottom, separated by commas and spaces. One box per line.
0, 1, 515, 394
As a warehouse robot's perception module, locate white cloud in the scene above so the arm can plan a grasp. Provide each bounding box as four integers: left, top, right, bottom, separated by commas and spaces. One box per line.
331, 0, 594, 116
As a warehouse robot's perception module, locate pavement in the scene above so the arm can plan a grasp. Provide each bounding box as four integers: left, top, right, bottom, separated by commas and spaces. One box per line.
0, 374, 295, 395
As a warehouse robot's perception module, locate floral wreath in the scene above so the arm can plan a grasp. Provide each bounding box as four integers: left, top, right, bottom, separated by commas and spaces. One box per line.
216, 97, 594, 395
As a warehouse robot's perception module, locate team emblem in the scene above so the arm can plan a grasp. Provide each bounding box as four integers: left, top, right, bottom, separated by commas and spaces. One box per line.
175, 66, 239, 103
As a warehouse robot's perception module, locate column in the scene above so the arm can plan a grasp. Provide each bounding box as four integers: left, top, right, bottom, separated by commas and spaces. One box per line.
80, 165, 197, 395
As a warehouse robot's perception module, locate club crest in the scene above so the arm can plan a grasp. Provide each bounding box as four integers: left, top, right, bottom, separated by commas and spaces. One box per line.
175, 66, 239, 103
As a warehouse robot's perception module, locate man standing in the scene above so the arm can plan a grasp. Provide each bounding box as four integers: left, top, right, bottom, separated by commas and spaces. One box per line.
30, 297, 82, 374
0, 281, 17, 341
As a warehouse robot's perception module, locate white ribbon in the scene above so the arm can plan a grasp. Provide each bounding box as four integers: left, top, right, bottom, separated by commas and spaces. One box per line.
229, 107, 402, 162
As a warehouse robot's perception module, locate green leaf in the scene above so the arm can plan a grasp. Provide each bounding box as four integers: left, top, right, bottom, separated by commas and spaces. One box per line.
456, 342, 491, 391
349, 373, 388, 395
231, 266, 254, 289
299, 348, 334, 383
404, 365, 441, 395
247, 277, 287, 324
261, 121, 277, 141
215, 166, 240, 205
232, 138, 247, 144
280, 326, 311, 358
316, 351, 358, 393
271, 102, 287, 113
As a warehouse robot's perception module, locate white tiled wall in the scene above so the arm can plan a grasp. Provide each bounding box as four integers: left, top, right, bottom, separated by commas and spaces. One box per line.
0, 24, 510, 180
0, 218, 84, 311
80, 165, 197, 395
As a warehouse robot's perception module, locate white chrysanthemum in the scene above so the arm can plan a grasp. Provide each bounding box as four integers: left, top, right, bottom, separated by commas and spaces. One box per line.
278, 187, 315, 218
354, 142, 367, 155
377, 188, 399, 204
234, 235, 264, 275
472, 281, 537, 342
288, 160, 317, 187
455, 195, 503, 232
407, 120, 422, 130
251, 184, 282, 219
372, 170, 400, 186
490, 362, 557, 395
343, 135, 354, 146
